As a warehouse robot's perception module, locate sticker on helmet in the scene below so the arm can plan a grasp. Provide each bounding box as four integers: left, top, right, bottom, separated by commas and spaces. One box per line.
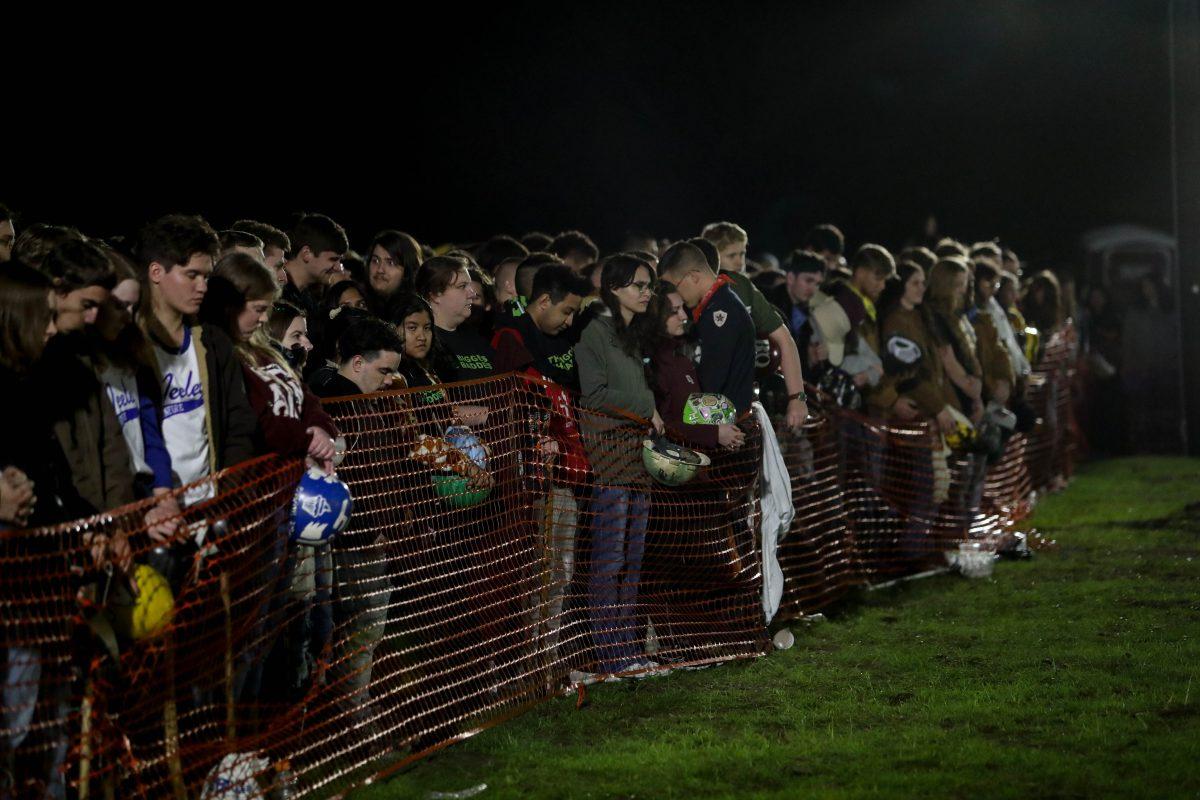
886, 335, 922, 365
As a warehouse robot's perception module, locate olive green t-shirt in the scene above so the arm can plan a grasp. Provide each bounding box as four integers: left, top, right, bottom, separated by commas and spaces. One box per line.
721, 270, 784, 337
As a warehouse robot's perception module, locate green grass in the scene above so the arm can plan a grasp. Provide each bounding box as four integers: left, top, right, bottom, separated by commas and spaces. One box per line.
358, 457, 1200, 799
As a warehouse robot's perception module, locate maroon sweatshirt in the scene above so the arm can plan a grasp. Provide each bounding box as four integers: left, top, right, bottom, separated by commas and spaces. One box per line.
242, 353, 338, 459
649, 340, 719, 450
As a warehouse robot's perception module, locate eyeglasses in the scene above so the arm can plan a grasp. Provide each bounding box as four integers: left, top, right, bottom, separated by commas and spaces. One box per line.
624, 281, 653, 295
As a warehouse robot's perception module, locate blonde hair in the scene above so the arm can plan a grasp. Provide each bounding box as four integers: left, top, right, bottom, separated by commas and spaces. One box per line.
700, 221, 748, 250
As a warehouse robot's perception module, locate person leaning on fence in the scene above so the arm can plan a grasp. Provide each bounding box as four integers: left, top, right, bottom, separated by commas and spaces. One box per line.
0, 262, 136, 799
417, 255, 496, 434
809, 243, 897, 411
873, 261, 961, 555
492, 263, 592, 663
36, 240, 140, 517
388, 293, 495, 485
418, 255, 497, 383
310, 318, 405, 739
267, 299, 316, 375
876, 261, 959, 433
647, 280, 746, 452
658, 241, 757, 416
968, 258, 1017, 408
199, 254, 343, 705
971, 242, 1031, 383
136, 214, 259, 496
926, 256, 995, 521
576, 252, 664, 675
696, 225, 809, 430
135, 214, 259, 599
926, 257, 985, 424
88, 246, 184, 536
766, 249, 826, 375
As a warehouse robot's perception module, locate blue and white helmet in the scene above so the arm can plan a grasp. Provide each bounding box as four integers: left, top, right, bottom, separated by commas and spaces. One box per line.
200, 751, 269, 799
444, 425, 488, 469
291, 467, 352, 545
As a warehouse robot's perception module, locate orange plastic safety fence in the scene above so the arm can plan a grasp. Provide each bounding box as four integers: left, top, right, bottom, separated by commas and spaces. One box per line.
0, 332, 1075, 798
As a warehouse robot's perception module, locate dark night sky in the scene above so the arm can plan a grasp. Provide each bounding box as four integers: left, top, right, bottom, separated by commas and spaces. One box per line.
7, 1, 1180, 268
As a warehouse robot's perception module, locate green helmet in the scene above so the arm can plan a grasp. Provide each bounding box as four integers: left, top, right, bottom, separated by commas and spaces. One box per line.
642, 438, 711, 486
431, 472, 491, 508
682, 393, 737, 425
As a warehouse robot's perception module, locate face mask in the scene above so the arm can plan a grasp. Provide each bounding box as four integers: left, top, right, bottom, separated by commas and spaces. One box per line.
284, 344, 308, 371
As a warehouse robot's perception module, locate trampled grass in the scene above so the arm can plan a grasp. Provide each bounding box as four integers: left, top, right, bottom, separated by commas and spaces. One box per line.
359, 457, 1200, 799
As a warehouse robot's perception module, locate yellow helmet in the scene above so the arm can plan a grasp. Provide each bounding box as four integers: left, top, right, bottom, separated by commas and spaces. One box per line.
110, 564, 175, 641
942, 406, 978, 452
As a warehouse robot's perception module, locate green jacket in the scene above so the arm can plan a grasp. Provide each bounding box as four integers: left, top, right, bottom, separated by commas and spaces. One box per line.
576, 312, 654, 486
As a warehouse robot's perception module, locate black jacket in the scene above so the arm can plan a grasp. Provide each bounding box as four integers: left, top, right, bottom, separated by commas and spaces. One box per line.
194, 324, 259, 471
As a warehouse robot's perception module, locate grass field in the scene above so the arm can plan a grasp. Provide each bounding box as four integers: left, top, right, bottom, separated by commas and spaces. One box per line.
359, 457, 1200, 799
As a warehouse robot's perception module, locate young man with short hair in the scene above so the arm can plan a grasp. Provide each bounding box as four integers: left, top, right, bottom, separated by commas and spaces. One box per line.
658, 241, 757, 413
475, 234, 529, 274
307, 316, 404, 735
282, 213, 348, 319
700, 221, 750, 274
311, 318, 404, 399
219, 229, 266, 263
35, 239, 140, 516
549, 230, 599, 272
768, 249, 827, 371
803, 223, 846, 273
232, 219, 291, 286
971, 245, 1030, 380
137, 214, 258, 508
494, 251, 563, 325
492, 263, 589, 387
492, 255, 523, 309
492, 264, 591, 653
694, 227, 810, 428
40, 238, 117, 332
810, 243, 896, 407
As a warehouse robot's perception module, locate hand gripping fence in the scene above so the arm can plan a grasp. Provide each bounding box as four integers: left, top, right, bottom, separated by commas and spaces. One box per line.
0, 328, 1077, 798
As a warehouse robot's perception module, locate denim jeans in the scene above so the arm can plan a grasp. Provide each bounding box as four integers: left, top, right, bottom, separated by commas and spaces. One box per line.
2, 647, 66, 798
586, 487, 649, 673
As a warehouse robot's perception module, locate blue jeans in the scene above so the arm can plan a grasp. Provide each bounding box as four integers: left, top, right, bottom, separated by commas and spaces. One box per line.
3, 646, 67, 798
587, 487, 649, 673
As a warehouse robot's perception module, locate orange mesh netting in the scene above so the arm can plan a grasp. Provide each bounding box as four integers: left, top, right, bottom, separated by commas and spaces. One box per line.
0, 328, 1076, 798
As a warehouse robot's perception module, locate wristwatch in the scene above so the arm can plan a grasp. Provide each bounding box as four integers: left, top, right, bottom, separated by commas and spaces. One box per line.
787, 391, 808, 403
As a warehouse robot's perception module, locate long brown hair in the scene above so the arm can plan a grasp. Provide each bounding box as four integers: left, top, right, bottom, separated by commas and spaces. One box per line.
0, 262, 53, 374
925, 257, 970, 317
598, 252, 656, 358
203, 252, 288, 371
93, 245, 156, 372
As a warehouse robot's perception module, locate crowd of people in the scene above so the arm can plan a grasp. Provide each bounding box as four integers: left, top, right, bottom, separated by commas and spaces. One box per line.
0, 201, 1075, 796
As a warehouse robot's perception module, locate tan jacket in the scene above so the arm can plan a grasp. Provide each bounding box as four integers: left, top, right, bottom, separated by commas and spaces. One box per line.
880, 306, 959, 417
972, 312, 1016, 400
